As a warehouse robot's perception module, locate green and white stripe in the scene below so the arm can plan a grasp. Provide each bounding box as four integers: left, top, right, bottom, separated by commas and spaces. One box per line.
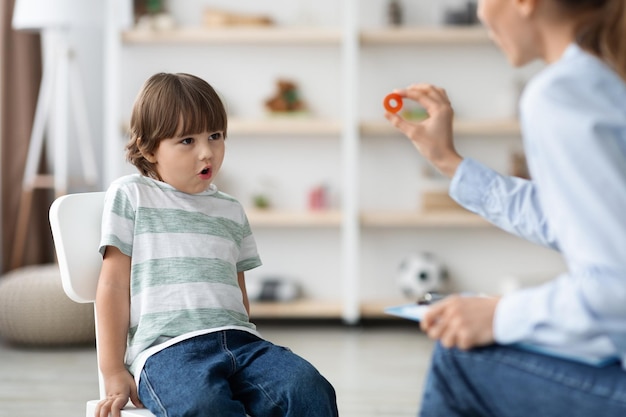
99, 174, 262, 375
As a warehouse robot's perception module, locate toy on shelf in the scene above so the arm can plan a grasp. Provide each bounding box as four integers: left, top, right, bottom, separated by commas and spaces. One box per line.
510, 151, 530, 179
251, 177, 275, 210
133, 0, 176, 31
252, 194, 271, 210
442, 1, 479, 26
134, 0, 162, 19
397, 252, 448, 301
265, 79, 307, 114
247, 277, 302, 303
421, 190, 462, 211
308, 184, 328, 211
203, 8, 273, 28
387, 0, 404, 26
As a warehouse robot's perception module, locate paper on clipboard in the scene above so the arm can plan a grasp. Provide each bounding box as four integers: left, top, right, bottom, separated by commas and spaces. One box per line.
384, 303, 430, 322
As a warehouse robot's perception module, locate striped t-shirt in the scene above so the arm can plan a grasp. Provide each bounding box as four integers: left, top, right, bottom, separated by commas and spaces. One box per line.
99, 174, 262, 377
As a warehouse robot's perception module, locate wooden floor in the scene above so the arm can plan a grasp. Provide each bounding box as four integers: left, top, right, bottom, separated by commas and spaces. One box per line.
0, 321, 434, 417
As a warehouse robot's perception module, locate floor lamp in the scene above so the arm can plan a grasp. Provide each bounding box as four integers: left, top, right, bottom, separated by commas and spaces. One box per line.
11, 0, 99, 269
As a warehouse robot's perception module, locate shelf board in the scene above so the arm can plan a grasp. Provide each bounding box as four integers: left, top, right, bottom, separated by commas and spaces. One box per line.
361, 210, 489, 227
122, 27, 342, 45
454, 119, 520, 136
123, 26, 491, 46
247, 209, 488, 227
229, 118, 342, 136
361, 26, 491, 45
360, 299, 411, 319
247, 209, 342, 227
360, 119, 520, 137
250, 300, 343, 319
250, 299, 413, 320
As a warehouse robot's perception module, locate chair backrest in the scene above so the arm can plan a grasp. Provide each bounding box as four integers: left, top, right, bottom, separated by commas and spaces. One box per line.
50, 192, 158, 416
49, 192, 106, 303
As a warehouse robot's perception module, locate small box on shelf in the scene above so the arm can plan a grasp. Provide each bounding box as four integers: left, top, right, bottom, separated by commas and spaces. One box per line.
421, 190, 463, 212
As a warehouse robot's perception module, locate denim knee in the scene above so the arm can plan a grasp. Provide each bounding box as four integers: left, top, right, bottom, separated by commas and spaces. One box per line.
421, 343, 626, 417
271, 358, 338, 416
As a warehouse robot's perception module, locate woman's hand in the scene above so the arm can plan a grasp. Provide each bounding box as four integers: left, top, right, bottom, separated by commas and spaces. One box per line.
384, 84, 463, 178
420, 295, 500, 350
95, 369, 143, 417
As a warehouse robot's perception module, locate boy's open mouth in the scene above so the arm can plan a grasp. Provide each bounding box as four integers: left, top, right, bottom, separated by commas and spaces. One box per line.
199, 167, 212, 179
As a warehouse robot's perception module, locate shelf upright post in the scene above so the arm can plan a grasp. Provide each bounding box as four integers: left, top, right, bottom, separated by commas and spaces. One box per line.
103, 0, 132, 188
341, 0, 361, 324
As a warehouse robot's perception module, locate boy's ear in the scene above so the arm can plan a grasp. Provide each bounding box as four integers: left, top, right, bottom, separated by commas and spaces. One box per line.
137, 137, 157, 163
515, 0, 539, 17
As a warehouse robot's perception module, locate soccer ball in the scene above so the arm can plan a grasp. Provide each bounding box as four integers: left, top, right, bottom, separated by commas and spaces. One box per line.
397, 252, 447, 300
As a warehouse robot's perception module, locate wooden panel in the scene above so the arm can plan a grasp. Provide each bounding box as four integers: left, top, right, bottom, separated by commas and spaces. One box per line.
122, 27, 342, 45
247, 209, 342, 227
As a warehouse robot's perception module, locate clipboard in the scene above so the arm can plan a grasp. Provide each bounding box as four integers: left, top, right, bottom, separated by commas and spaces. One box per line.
385, 303, 619, 368
384, 303, 430, 322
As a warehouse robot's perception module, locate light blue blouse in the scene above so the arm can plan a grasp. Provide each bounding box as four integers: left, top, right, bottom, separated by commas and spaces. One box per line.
450, 43, 626, 367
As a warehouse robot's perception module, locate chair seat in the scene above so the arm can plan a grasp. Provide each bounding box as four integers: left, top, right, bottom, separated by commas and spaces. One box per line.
86, 400, 252, 416
86, 400, 156, 417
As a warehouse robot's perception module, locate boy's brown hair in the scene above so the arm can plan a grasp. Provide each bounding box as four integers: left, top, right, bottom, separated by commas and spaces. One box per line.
126, 73, 228, 179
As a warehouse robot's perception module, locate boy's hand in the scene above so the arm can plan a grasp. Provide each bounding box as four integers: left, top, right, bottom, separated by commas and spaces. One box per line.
420, 294, 500, 350
95, 370, 143, 417
384, 83, 462, 178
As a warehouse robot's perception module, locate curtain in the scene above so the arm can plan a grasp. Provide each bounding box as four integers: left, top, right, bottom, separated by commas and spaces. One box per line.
1, 0, 54, 273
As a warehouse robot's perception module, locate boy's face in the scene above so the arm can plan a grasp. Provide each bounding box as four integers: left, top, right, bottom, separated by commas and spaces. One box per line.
144, 130, 225, 194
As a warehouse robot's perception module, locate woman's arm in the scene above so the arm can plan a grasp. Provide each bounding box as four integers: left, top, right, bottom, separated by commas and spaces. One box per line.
386, 83, 560, 250
94, 246, 142, 417
450, 158, 560, 250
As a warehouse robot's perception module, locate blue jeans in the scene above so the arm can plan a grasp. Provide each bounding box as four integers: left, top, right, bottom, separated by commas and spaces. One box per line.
419, 342, 626, 417
138, 330, 338, 417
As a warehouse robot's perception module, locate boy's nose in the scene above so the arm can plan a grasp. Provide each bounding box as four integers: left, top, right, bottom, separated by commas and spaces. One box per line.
198, 142, 212, 160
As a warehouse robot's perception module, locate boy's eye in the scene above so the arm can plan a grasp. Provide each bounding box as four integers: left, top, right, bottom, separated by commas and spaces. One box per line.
181, 137, 194, 145
209, 132, 223, 141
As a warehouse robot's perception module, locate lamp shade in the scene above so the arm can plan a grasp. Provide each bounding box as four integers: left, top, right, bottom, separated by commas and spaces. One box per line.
12, 0, 101, 31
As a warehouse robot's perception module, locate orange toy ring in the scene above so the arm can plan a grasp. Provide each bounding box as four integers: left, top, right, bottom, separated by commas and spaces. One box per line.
384, 93, 403, 113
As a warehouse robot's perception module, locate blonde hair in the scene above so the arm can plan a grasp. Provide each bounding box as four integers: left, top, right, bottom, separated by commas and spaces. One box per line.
126, 73, 227, 179
567, 0, 626, 81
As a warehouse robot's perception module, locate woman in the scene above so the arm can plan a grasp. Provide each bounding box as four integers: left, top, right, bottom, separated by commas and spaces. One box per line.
385, 1, 626, 416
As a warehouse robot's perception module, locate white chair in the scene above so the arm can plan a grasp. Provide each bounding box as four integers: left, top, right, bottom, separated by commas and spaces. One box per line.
49, 192, 155, 417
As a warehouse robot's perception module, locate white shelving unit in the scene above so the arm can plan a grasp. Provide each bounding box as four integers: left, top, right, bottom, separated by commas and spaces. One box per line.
360, 119, 520, 137
360, 26, 491, 44
122, 26, 343, 44
229, 118, 342, 137
102, 0, 564, 323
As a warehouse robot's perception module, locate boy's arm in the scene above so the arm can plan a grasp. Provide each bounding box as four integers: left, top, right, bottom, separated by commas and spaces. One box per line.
94, 246, 143, 417
238, 271, 250, 315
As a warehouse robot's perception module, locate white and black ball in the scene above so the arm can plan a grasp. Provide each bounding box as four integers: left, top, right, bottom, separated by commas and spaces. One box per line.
397, 252, 447, 300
